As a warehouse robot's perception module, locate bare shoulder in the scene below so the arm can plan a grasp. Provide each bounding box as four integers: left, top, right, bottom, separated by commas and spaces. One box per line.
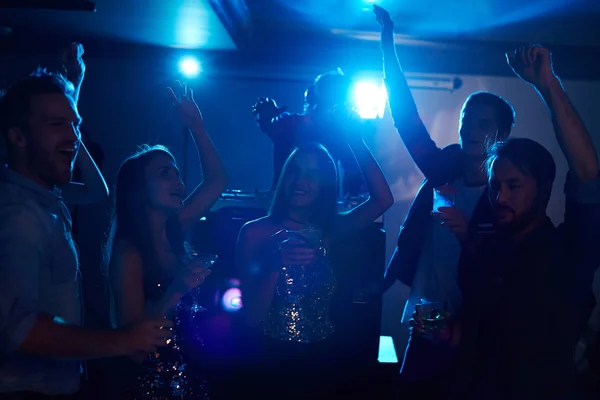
113, 239, 142, 259
237, 215, 281, 244
109, 239, 143, 279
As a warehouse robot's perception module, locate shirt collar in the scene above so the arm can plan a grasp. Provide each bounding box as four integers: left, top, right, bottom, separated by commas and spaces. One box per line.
0, 165, 63, 207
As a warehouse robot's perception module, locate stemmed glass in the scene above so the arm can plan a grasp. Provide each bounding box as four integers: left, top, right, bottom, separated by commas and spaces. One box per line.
184, 253, 218, 313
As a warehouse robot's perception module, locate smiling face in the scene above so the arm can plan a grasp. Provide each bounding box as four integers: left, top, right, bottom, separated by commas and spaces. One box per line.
17, 93, 81, 187
144, 152, 185, 213
282, 151, 323, 208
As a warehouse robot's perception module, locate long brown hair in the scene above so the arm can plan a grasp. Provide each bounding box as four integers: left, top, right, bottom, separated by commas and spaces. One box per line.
269, 143, 338, 233
103, 145, 187, 289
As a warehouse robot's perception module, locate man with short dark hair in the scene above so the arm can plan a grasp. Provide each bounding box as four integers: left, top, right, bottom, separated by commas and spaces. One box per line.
444, 44, 600, 398
373, 5, 516, 391
0, 59, 171, 397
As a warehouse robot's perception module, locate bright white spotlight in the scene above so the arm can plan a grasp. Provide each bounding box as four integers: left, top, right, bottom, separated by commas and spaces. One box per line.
362, 0, 376, 9
353, 81, 387, 119
179, 56, 201, 78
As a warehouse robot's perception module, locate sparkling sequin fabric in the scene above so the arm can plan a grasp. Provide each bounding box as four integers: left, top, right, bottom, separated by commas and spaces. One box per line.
262, 227, 337, 343
133, 282, 209, 400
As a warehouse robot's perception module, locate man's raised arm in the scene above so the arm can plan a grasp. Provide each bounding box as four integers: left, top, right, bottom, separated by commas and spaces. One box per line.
507, 45, 598, 182
374, 5, 441, 179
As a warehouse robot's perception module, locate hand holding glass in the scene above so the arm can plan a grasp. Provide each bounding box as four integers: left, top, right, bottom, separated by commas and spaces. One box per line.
418, 299, 447, 333
185, 253, 218, 312
272, 230, 317, 267
433, 185, 455, 213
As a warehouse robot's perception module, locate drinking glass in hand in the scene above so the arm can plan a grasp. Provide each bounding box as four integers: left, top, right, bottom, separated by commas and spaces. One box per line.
433, 185, 455, 213
185, 253, 218, 313
190, 252, 218, 270
419, 299, 446, 333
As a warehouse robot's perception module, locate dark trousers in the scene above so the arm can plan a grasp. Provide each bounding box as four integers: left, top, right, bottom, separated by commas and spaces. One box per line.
398, 334, 456, 400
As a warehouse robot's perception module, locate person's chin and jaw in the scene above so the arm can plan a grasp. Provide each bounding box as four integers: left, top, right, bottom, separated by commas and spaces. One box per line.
56, 150, 78, 185
284, 182, 319, 209
493, 204, 517, 232
34, 145, 79, 188
492, 200, 544, 237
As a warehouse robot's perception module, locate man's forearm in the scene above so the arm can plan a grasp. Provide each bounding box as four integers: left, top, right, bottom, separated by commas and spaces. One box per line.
382, 41, 420, 120
60, 145, 108, 204
382, 41, 402, 80
67, 69, 84, 105
381, 38, 440, 177
536, 77, 598, 181
19, 314, 126, 359
72, 79, 82, 105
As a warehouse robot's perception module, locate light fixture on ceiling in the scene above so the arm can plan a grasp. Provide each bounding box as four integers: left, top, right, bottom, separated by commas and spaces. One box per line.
178, 56, 202, 79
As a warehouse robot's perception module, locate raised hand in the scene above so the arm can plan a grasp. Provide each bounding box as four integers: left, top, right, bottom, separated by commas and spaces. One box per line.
252, 97, 285, 121
373, 5, 394, 42
506, 45, 556, 89
168, 82, 204, 129
61, 42, 86, 82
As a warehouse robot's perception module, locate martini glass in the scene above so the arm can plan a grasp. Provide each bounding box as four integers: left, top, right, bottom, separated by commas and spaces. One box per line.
185, 253, 218, 313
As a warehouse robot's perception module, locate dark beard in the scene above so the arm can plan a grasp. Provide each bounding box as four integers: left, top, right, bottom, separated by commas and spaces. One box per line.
495, 204, 544, 239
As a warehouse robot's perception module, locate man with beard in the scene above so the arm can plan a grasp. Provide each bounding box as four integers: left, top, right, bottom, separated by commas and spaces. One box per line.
413, 45, 600, 399
0, 66, 173, 397
374, 5, 515, 394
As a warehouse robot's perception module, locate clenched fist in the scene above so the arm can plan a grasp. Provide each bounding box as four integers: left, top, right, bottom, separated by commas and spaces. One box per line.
506, 45, 556, 89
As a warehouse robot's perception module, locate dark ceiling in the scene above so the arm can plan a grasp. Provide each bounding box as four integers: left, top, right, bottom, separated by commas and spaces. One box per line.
0, 0, 236, 50
248, 0, 600, 46
1, 0, 599, 78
